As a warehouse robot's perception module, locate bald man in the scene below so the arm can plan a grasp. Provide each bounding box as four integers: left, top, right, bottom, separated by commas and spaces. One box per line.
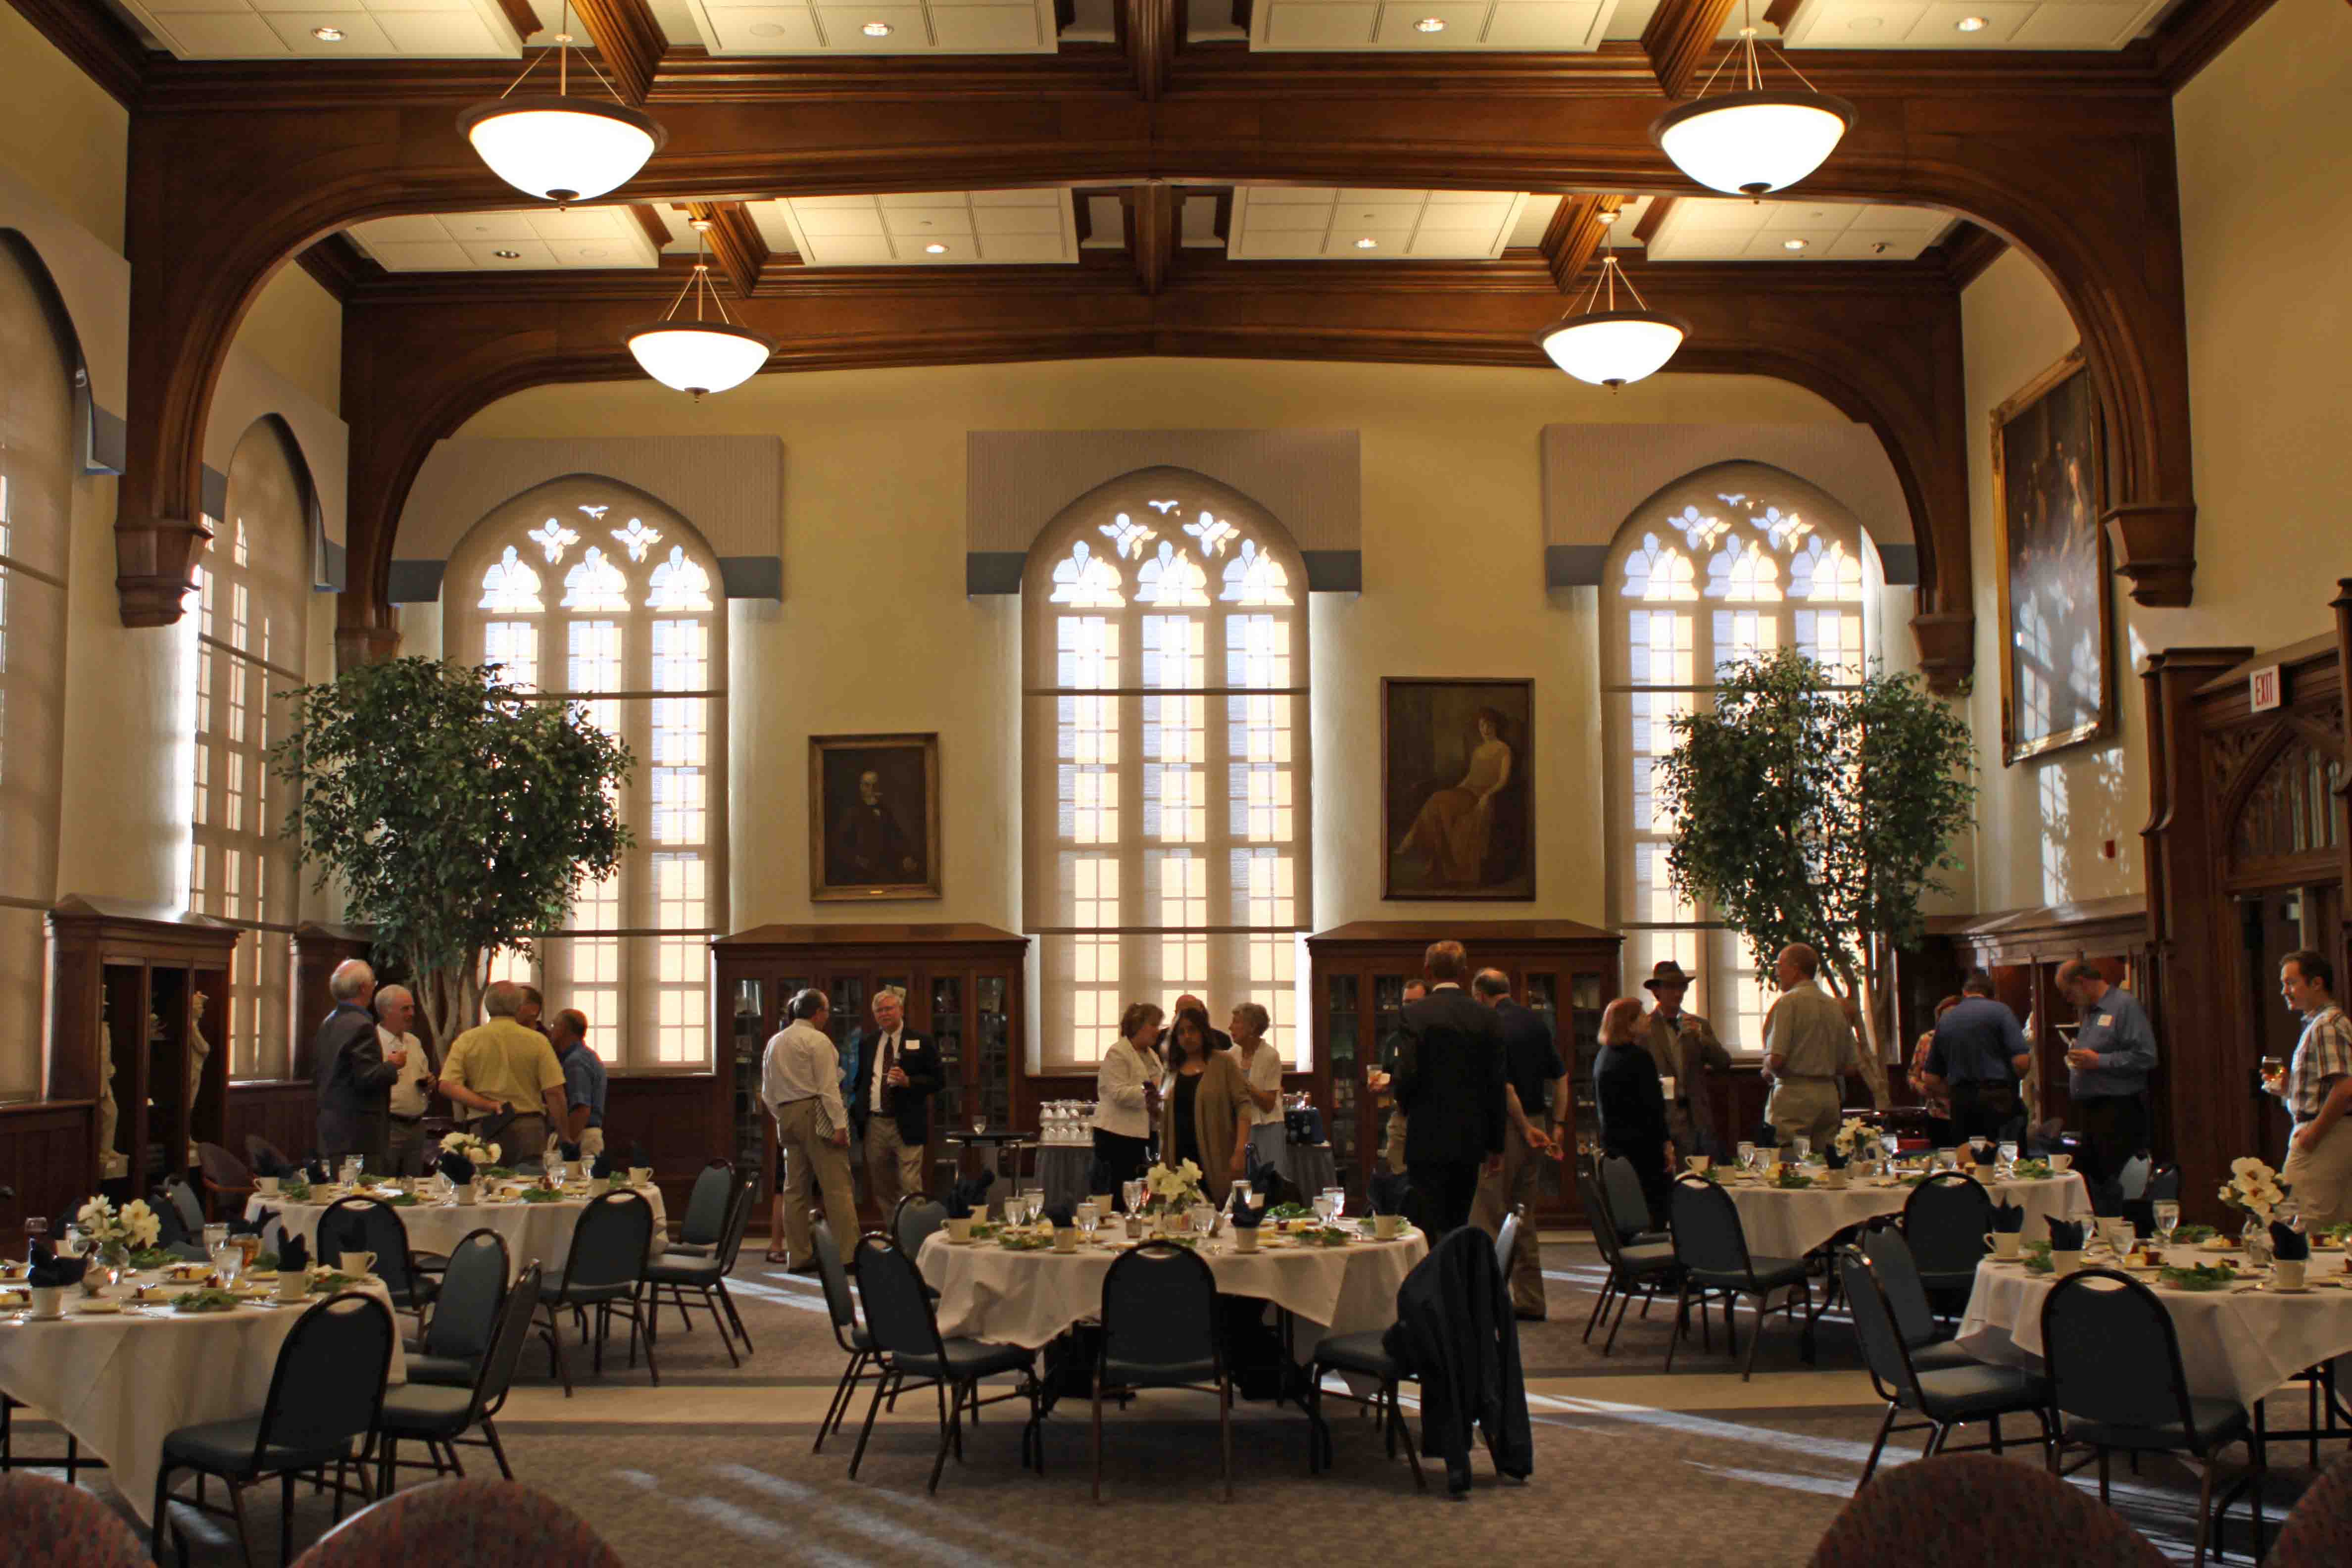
1762, 943, 1859, 1154
313, 959, 403, 1171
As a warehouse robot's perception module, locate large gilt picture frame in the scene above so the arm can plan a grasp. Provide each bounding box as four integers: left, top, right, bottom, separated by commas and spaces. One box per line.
1991, 348, 2115, 765
808, 732, 941, 901
1382, 677, 1535, 901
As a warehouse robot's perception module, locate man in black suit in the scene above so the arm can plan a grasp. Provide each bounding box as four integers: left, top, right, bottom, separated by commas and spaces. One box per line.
1391, 940, 1508, 1236
1468, 970, 1564, 1319
312, 959, 404, 1172
849, 985, 942, 1215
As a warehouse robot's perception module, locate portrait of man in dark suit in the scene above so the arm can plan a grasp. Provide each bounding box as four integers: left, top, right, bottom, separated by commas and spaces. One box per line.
810, 732, 942, 900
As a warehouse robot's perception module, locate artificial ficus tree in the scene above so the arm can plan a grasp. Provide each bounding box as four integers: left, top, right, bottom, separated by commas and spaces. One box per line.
1656, 647, 1977, 1105
269, 657, 635, 1049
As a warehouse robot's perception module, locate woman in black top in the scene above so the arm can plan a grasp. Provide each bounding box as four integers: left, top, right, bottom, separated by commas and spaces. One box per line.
1594, 995, 1674, 1218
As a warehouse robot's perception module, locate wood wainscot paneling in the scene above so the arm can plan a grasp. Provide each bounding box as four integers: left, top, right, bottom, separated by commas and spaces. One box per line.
602, 1075, 729, 1230
222, 1081, 320, 1177
0, 1100, 97, 1241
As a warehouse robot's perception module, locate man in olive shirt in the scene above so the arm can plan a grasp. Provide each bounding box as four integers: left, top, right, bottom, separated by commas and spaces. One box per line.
440, 980, 570, 1162
1762, 943, 1859, 1154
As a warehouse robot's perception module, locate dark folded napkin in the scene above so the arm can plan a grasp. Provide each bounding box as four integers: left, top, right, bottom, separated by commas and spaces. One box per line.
2271, 1221, 2310, 1262
249, 1147, 287, 1177
1755, 1128, 1779, 1150
1254, 1168, 1296, 1211
1044, 1205, 1076, 1230
305, 1157, 333, 1184
558, 1141, 582, 1163
1369, 1171, 1412, 1218
279, 1231, 309, 1273
591, 1149, 618, 1180
628, 1141, 650, 1170
1824, 1146, 1850, 1170
27, 1244, 86, 1289
944, 1173, 994, 1221
2046, 1218, 2086, 1249
1230, 1192, 1267, 1230
1972, 1140, 1998, 1168
436, 1149, 477, 1186
232, 1207, 276, 1238
1991, 1202, 2025, 1234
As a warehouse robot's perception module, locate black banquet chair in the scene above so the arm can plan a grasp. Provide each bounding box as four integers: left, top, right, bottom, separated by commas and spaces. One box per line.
317, 1195, 438, 1323
2040, 1268, 2256, 1568
376, 1262, 545, 1494
662, 1160, 736, 1260
810, 1220, 878, 1454
1858, 1223, 1981, 1374
1666, 1176, 1814, 1380
846, 1233, 1043, 1494
1091, 1241, 1232, 1503
532, 1189, 659, 1396
1901, 1173, 1995, 1299
151, 1291, 395, 1567
402, 1228, 510, 1388
644, 1176, 757, 1364
1577, 1170, 1678, 1355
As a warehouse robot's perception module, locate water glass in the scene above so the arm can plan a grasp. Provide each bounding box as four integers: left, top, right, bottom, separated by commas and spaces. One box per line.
1323, 1187, 1348, 1222
202, 1223, 230, 1257
1230, 1181, 1251, 1214
211, 1241, 244, 1289
1312, 1193, 1336, 1226
1791, 1136, 1811, 1165
1076, 1202, 1099, 1241
1122, 1179, 1144, 1216
1998, 1141, 2020, 1175
2152, 1200, 2180, 1246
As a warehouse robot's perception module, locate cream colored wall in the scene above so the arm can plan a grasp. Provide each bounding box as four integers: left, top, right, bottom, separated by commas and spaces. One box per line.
453, 357, 1863, 943
1959, 0, 2352, 915
0, 8, 127, 250
231, 264, 344, 418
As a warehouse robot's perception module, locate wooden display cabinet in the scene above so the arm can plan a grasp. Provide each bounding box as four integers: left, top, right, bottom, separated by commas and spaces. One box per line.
1305, 919, 1621, 1222
45, 896, 240, 1202
710, 923, 1029, 1225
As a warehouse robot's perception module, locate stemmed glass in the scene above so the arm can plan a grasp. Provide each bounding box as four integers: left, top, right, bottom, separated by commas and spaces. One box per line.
1734, 1143, 1755, 1178
2153, 1200, 2181, 1250
1791, 1136, 1812, 1166
1312, 1191, 1337, 1227
1122, 1179, 1144, 1218
202, 1223, 230, 1259
1323, 1187, 1348, 1224
211, 1239, 244, 1289
1997, 1140, 2020, 1176
1077, 1202, 1099, 1244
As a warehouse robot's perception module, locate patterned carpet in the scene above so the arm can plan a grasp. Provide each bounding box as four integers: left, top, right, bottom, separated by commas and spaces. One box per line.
6, 1240, 2341, 1566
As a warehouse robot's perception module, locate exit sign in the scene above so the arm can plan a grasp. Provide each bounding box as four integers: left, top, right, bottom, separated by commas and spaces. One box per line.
2249, 665, 2284, 712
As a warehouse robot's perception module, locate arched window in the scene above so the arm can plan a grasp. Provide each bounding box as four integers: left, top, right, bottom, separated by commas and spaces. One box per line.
1022, 470, 1313, 1070
0, 240, 73, 1095
190, 420, 309, 1079
445, 477, 728, 1071
1603, 462, 1881, 1053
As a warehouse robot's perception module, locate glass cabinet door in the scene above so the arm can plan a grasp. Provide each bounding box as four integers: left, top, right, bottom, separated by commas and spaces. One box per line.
732, 979, 768, 1195
975, 976, 1010, 1133
931, 975, 965, 1135
1568, 972, 1607, 1156
1324, 973, 1361, 1195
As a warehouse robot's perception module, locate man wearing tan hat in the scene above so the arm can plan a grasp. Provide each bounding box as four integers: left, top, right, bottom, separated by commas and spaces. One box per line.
1640, 960, 1731, 1165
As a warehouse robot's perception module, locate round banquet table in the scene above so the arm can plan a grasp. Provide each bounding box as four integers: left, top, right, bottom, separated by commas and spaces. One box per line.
1956, 1247, 2352, 1407
1719, 1171, 2092, 1260
0, 1272, 405, 1524
250, 1183, 668, 1282
918, 1226, 1427, 1363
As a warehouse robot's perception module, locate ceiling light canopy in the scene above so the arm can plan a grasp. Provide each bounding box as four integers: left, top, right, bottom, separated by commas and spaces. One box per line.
624, 220, 776, 400
458, 3, 665, 205
1415, 16, 1445, 30
311, 25, 344, 40
1650, 11, 1854, 198
1955, 15, 1988, 30
862, 20, 893, 34
1534, 212, 1686, 391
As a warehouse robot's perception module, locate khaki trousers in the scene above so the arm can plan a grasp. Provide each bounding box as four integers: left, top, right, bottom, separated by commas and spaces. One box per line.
776, 1099, 858, 1269
1765, 1079, 1842, 1156
2284, 1118, 2352, 1230
863, 1119, 928, 1217
1382, 1110, 1409, 1175
1469, 1124, 1547, 1317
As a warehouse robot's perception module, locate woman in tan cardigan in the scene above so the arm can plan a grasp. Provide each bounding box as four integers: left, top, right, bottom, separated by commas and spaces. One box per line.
1158, 1008, 1254, 1204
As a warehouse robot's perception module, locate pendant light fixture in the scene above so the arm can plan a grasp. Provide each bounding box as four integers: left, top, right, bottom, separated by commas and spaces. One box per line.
1534, 212, 1686, 391
458, 2, 665, 205
1649, 2, 1854, 198
624, 220, 776, 399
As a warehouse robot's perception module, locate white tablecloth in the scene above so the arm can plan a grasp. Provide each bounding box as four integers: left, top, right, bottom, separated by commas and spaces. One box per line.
1956, 1248, 2352, 1407
1720, 1173, 2092, 1260
919, 1228, 1427, 1363
250, 1185, 668, 1282
0, 1274, 406, 1524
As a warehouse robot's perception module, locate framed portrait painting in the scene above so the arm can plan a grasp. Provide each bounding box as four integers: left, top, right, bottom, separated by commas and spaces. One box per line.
1382, 678, 1535, 900
808, 733, 941, 901
1992, 348, 2115, 765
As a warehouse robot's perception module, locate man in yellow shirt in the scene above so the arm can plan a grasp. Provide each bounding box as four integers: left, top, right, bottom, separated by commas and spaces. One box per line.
440, 980, 570, 1162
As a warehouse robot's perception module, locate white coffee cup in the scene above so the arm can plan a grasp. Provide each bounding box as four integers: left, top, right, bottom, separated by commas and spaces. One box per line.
28, 1285, 64, 1321
2274, 1259, 2307, 1290
1053, 1227, 1078, 1253
455, 1182, 477, 1206
340, 1251, 377, 1278
2049, 1153, 2074, 1173
1088, 1193, 1115, 1216
628, 1167, 652, 1186
276, 1271, 309, 1303
255, 1176, 281, 1195
1375, 1213, 1404, 1239
1985, 1231, 2022, 1260
2051, 1248, 2083, 1276
1660, 1076, 1677, 1102
1685, 1155, 1712, 1174
945, 1216, 975, 1243
1234, 1227, 1261, 1253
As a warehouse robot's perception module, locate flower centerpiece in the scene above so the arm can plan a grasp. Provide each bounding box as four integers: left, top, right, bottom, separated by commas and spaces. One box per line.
1144, 1160, 1205, 1229
2217, 1156, 2287, 1260
1825, 1118, 1870, 1186
74, 1196, 161, 1293
437, 1132, 500, 1204
440, 1131, 501, 1168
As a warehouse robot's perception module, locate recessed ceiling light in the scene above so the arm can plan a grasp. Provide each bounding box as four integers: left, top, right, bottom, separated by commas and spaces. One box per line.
1870, 241, 1890, 255
1783, 238, 1808, 251
1415, 16, 1445, 30
1355, 237, 1377, 249
493, 249, 521, 259
924, 243, 947, 254
1955, 14, 1987, 30
311, 25, 344, 40
862, 20, 892, 35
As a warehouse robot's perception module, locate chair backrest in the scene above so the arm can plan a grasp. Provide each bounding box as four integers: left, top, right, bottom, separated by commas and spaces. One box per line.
197, 1141, 251, 1190
2267, 1449, 2352, 1568
677, 1160, 734, 1246
1099, 1242, 1221, 1376
317, 1198, 419, 1298
294, 1476, 624, 1568
166, 1178, 207, 1236
2116, 1153, 2152, 1201
467, 1262, 546, 1421
0, 1471, 153, 1567
1667, 1176, 1755, 1279
558, 1191, 655, 1291
148, 1184, 194, 1247
2039, 1270, 2203, 1436
892, 1195, 948, 1258
1902, 1174, 1995, 1274
1577, 1172, 1631, 1273
850, 1233, 944, 1363
1494, 1205, 1523, 1273
2147, 1163, 2180, 1202
245, 1133, 290, 1174
1858, 1223, 1943, 1351
714, 1177, 757, 1271
1837, 1251, 1922, 1406
1809, 1453, 2170, 1567
1600, 1155, 1655, 1238
254, 1291, 395, 1461
810, 1221, 863, 1345
423, 1228, 511, 1362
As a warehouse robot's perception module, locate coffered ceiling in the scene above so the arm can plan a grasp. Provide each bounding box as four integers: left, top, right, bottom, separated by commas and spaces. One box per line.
1225, 188, 1531, 258
345, 206, 663, 270
1639, 196, 1954, 260
1775, 0, 2179, 50
680, 0, 1062, 53
112, 0, 527, 57
756, 190, 1079, 264
1245, 0, 1617, 51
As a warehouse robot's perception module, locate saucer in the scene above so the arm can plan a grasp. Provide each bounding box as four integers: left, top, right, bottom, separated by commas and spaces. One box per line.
2263, 1282, 2314, 1294
72, 1298, 125, 1315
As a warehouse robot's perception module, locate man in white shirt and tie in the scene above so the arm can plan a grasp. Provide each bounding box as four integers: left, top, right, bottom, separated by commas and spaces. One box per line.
376, 985, 436, 1176
850, 987, 942, 1217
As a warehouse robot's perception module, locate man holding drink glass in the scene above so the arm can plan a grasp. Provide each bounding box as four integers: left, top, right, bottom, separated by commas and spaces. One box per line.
2263, 950, 2352, 1228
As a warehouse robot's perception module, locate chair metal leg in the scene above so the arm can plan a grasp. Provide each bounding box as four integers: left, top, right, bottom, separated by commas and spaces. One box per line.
1665, 1282, 1689, 1372
927, 1379, 954, 1494
280, 1471, 296, 1564
2098, 1446, 2110, 1504
481, 1419, 515, 1482
815, 1352, 866, 1454
716, 1281, 753, 1353
847, 1371, 893, 1478
1092, 1373, 1105, 1502
226, 1478, 257, 1568
1859, 1404, 1897, 1486
1221, 1372, 1234, 1503
1392, 1383, 1425, 1492
1739, 1296, 1765, 1382
2191, 1457, 2217, 1568
149, 1463, 174, 1565
1988, 1413, 2003, 1455
1582, 1276, 1614, 1343
378, 1436, 396, 1499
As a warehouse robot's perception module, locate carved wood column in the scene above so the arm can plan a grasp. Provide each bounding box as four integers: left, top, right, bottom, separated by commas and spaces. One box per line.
2335, 579, 2352, 981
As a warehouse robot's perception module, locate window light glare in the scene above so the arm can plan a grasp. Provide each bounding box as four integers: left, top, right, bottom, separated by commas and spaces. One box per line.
862, 20, 892, 34
311, 25, 344, 40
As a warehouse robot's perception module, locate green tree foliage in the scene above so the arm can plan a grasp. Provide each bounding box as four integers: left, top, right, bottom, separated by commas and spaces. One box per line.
1657, 648, 1977, 1104
269, 657, 634, 1048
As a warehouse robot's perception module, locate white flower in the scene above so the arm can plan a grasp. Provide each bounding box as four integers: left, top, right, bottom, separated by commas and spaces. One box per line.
484, 1143, 501, 1165
121, 1200, 160, 1249
1178, 1159, 1201, 1182
2231, 1157, 2263, 1177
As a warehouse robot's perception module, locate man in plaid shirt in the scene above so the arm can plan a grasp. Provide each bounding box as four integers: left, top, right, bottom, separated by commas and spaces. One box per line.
2264, 948, 2352, 1227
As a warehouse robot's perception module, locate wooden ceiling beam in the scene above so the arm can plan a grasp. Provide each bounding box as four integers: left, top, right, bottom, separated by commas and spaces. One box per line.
1538, 194, 1623, 294
1124, 0, 1181, 101
1120, 182, 1176, 294
681, 201, 768, 296
1643, 0, 1743, 99
565, 0, 665, 105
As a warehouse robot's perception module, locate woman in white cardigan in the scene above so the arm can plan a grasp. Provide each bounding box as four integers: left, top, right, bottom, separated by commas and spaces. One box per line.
1092, 1002, 1165, 1199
